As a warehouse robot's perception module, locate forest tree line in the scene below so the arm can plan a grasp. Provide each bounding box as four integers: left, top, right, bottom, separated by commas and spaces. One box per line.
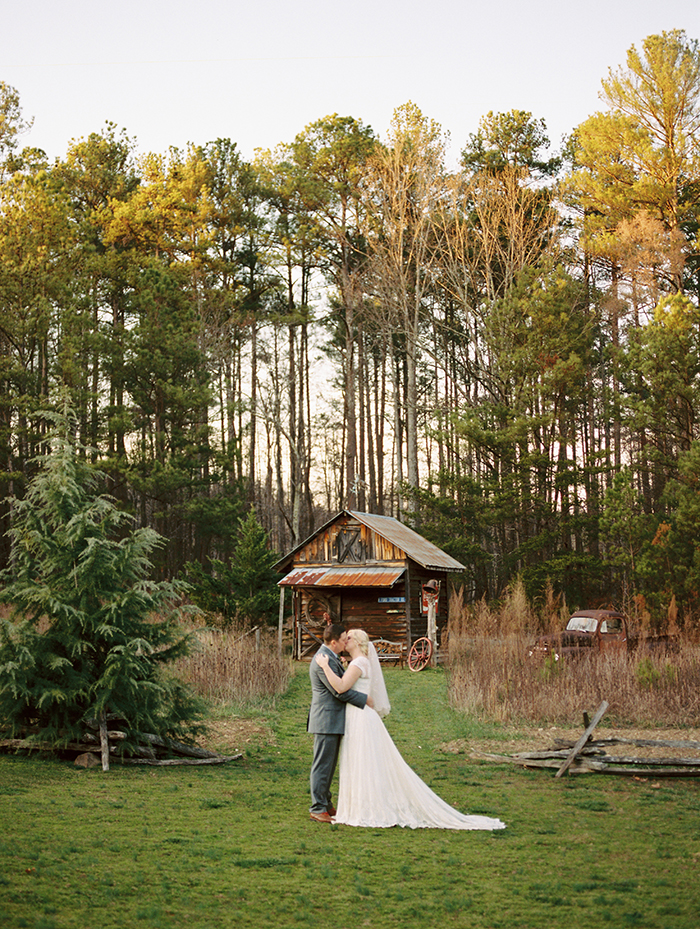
1, 30, 700, 623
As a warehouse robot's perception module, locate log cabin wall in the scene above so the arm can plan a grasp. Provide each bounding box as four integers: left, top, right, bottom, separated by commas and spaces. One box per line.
294, 579, 409, 658
292, 569, 450, 658
337, 585, 408, 642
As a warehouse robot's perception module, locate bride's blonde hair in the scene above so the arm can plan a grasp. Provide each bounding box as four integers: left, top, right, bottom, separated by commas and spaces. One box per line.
352, 628, 369, 656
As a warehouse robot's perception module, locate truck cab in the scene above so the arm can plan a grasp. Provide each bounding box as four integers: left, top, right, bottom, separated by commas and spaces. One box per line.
529, 609, 627, 659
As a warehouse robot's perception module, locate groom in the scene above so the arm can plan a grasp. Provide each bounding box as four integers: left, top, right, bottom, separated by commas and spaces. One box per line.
308, 621, 370, 823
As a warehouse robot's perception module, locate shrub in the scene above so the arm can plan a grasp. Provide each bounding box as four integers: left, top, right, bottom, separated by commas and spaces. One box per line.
635, 657, 661, 689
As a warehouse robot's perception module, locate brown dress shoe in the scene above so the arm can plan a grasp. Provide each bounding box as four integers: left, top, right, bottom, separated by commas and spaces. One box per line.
310, 811, 334, 824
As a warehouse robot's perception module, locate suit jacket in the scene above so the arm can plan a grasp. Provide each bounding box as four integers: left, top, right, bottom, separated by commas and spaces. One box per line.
307, 644, 368, 734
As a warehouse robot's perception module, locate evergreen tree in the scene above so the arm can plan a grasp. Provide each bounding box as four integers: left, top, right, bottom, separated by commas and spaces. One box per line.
230, 508, 281, 624
599, 467, 650, 603
568, 29, 700, 297
183, 508, 280, 626
0, 405, 205, 750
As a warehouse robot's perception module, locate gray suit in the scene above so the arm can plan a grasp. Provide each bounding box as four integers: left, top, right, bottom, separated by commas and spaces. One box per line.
308, 644, 368, 814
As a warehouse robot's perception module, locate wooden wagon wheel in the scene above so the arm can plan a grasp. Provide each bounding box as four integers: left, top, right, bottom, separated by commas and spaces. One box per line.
304, 594, 333, 627
407, 637, 433, 672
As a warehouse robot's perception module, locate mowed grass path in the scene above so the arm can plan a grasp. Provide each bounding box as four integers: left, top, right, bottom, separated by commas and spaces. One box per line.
1, 666, 699, 929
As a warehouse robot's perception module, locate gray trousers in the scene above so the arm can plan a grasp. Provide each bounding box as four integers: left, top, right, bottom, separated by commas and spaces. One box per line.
309, 733, 342, 813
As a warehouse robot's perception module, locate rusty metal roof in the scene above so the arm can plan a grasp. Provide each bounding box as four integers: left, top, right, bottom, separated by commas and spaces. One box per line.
278, 567, 330, 587
279, 565, 405, 588
349, 511, 466, 572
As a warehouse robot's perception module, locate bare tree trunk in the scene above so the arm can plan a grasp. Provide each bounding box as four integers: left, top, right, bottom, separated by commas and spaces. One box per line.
377, 340, 387, 513
247, 316, 257, 505
365, 343, 377, 513
393, 346, 404, 515
357, 322, 366, 511
344, 296, 357, 510
302, 316, 314, 535
288, 323, 300, 542
608, 262, 623, 473
405, 298, 420, 491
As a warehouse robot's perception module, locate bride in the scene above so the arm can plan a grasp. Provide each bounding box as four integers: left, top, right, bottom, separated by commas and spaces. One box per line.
315, 628, 506, 831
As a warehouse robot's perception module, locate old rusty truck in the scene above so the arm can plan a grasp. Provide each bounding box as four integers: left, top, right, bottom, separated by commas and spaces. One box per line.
528, 609, 679, 660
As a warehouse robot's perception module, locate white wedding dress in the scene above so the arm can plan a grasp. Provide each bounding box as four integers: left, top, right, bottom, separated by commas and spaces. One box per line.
334, 655, 506, 830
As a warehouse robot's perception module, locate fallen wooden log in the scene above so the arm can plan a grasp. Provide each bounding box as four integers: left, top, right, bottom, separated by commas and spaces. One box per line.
1, 738, 110, 753
114, 753, 242, 766
140, 733, 224, 759
86, 718, 222, 759
554, 736, 700, 752
471, 751, 596, 773
101, 730, 222, 759
471, 749, 700, 776
570, 758, 700, 777
1, 733, 232, 763
512, 748, 605, 760
514, 748, 700, 767
586, 753, 700, 768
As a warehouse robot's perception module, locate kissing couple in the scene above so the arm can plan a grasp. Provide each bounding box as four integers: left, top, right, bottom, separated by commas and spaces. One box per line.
308, 621, 506, 830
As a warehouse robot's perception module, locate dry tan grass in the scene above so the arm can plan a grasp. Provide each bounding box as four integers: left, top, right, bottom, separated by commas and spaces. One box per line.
204, 716, 276, 754
447, 582, 700, 728
175, 623, 292, 703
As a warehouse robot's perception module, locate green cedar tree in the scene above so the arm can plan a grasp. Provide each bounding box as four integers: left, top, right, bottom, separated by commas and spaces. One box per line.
183, 508, 280, 626
0, 405, 205, 750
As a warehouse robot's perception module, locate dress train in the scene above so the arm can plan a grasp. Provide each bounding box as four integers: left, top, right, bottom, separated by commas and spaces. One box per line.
334, 656, 506, 830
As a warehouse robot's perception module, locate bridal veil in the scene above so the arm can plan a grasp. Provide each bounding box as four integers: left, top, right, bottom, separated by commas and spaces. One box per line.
367, 641, 391, 717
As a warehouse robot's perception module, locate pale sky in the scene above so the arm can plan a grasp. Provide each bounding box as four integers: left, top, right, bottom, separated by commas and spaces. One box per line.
3, 0, 700, 168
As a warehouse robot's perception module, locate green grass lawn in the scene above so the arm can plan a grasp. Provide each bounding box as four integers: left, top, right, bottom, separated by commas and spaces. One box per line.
1, 666, 699, 929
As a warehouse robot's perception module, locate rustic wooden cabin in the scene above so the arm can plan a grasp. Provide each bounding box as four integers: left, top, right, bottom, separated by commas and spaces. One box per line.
275, 510, 466, 661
